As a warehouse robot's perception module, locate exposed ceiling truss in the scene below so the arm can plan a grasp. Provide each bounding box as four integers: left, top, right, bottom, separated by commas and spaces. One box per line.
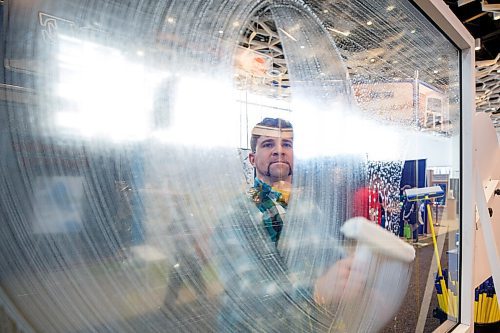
235, 10, 290, 99
446, 0, 500, 128
475, 54, 500, 126
236, 2, 499, 129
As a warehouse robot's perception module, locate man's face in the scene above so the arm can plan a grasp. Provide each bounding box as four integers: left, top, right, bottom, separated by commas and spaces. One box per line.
249, 135, 293, 184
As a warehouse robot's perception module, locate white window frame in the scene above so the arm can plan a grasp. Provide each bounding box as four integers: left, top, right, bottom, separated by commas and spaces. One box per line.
412, 0, 475, 331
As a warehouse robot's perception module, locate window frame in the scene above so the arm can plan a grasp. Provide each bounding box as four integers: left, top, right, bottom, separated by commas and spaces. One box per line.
412, 0, 475, 331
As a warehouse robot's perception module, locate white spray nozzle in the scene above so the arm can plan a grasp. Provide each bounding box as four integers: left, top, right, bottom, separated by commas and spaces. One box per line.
341, 217, 416, 263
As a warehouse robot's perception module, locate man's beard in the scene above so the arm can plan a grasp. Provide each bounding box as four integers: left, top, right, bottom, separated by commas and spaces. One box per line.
265, 161, 293, 177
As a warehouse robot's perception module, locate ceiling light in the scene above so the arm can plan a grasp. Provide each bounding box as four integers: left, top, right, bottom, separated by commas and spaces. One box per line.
323, 9, 329, 14
136, 50, 144, 57
496, 69, 500, 73
370, 58, 376, 63
475, 38, 481, 51
233, 21, 240, 27
167, 17, 175, 24
366, 21, 373, 26
218, 30, 224, 34
300, 45, 305, 49
387, 5, 395, 11
433, 70, 439, 74
393, 60, 398, 64
410, 29, 416, 34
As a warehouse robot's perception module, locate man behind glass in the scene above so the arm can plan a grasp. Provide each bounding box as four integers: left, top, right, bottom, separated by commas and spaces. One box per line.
211, 118, 363, 332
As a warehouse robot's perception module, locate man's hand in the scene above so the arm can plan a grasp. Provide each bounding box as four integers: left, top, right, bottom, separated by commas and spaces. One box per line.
313, 256, 367, 307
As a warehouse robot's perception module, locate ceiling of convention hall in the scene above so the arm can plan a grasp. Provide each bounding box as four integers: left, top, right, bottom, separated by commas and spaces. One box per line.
236, 0, 500, 131
446, 0, 500, 129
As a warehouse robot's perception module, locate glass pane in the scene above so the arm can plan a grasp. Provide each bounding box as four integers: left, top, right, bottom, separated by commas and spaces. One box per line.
0, 0, 460, 332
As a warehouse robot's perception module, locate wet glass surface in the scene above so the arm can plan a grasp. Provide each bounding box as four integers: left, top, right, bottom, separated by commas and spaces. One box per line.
0, 0, 460, 332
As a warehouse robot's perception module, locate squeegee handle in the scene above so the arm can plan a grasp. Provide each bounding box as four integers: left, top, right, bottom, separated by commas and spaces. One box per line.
427, 201, 443, 277
426, 198, 454, 315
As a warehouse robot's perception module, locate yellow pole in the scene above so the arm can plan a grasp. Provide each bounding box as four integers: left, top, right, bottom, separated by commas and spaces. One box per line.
478, 293, 484, 323
426, 200, 450, 314
486, 296, 493, 323
427, 200, 443, 277
494, 294, 500, 321
475, 298, 478, 322
484, 293, 489, 323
